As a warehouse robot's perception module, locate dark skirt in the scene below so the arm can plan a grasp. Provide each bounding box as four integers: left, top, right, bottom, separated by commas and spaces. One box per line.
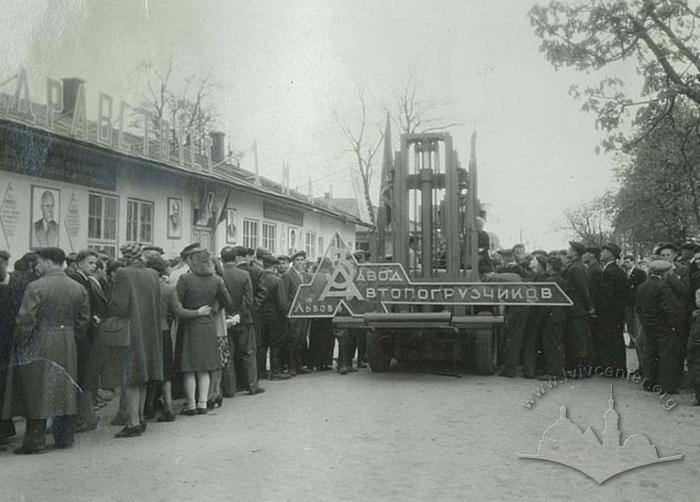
178, 317, 221, 372
162, 330, 174, 381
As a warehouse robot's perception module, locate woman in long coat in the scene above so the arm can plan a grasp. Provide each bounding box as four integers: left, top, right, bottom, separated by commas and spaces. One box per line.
108, 243, 164, 438
176, 248, 233, 415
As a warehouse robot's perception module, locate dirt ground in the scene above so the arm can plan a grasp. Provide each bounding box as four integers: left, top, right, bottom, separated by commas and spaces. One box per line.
1, 351, 699, 502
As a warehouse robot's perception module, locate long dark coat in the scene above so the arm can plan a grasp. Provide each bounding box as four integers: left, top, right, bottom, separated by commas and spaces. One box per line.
593, 261, 628, 372
108, 262, 164, 386
4, 269, 89, 419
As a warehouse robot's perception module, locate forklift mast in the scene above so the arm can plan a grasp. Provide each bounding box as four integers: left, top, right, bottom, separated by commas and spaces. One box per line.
388, 131, 480, 282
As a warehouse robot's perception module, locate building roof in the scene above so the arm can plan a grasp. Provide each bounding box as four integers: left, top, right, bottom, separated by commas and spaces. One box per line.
0, 91, 368, 226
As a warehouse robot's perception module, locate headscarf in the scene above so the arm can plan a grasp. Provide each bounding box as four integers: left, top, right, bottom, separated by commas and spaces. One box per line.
120, 242, 144, 263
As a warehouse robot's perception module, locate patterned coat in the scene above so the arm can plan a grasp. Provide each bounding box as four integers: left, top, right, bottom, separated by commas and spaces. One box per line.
9, 269, 89, 419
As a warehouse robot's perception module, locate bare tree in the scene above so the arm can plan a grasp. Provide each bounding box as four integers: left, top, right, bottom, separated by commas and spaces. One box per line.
392, 72, 461, 135
561, 195, 615, 246
134, 56, 228, 156
333, 86, 384, 226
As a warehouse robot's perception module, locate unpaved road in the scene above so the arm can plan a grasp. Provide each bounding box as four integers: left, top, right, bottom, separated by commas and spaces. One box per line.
2, 359, 699, 502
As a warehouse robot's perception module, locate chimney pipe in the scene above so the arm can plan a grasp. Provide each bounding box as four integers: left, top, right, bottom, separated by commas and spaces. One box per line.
210, 131, 226, 164
61, 77, 85, 116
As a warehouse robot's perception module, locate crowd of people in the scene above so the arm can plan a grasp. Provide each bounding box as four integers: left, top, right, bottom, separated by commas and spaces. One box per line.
2, 236, 700, 455
484, 240, 700, 406
0, 243, 363, 455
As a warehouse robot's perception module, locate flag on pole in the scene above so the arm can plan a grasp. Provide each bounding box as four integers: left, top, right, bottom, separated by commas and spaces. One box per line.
215, 188, 232, 228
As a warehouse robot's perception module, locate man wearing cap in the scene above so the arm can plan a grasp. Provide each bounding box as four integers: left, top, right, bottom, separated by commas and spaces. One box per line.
142, 246, 165, 260
636, 260, 684, 393
66, 249, 109, 432
277, 255, 290, 276
562, 241, 595, 377
658, 242, 692, 373
255, 254, 290, 380
0, 250, 15, 445
9, 247, 90, 453
583, 246, 603, 361
219, 246, 265, 396
621, 254, 647, 365
238, 247, 265, 379
338, 250, 370, 373
283, 251, 311, 376
593, 243, 628, 374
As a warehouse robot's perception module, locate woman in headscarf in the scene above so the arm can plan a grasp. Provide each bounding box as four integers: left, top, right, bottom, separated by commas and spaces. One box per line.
176, 248, 233, 415
107, 243, 164, 438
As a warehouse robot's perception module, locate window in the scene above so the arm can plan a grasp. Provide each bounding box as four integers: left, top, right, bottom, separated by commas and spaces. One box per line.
242, 219, 259, 249
262, 222, 276, 254
318, 236, 324, 257
305, 231, 317, 258
88, 192, 118, 257
126, 199, 154, 244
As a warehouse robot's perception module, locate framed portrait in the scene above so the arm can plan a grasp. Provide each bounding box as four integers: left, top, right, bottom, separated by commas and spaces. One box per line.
288, 226, 298, 254
30, 185, 60, 249
167, 197, 183, 239
226, 208, 237, 244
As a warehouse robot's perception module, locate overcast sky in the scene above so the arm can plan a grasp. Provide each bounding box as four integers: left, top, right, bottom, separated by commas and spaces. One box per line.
1, 0, 637, 249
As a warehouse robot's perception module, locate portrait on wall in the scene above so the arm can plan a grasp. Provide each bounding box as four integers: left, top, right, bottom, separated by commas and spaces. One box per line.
226, 208, 237, 244
288, 226, 298, 254
31, 185, 60, 248
167, 197, 183, 239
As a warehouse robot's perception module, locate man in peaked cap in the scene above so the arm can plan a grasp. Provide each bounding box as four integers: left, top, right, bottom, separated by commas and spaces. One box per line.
237, 247, 265, 379
256, 254, 290, 380
637, 259, 684, 393
594, 243, 628, 375
562, 241, 594, 378
219, 246, 265, 397
282, 250, 311, 376
276, 255, 290, 275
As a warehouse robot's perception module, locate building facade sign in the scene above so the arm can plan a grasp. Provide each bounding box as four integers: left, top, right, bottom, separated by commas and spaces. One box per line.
264, 200, 304, 227
0, 121, 118, 191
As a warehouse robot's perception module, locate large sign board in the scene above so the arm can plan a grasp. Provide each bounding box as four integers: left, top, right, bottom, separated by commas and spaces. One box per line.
289, 234, 573, 318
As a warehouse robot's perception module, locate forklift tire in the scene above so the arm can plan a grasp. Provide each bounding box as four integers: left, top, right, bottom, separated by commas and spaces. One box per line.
366, 331, 391, 373
473, 316, 496, 375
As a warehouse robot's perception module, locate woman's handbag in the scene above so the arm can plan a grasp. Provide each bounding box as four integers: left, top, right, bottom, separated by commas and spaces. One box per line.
96, 317, 131, 347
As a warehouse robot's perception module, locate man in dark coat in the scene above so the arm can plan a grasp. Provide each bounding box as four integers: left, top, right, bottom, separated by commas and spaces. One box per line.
220, 246, 264, 395
584, 246, 603, 358
538, 257, 568, 380
593, 243, 628, 374
0, 250, 15, 445
66, 249, 108, 432
255, 255, 290, 380
562, 241, 594, 377
658, 242, 692, 380
687, 288, 700, 405
282, 250, 311, 376
239, 247, 265, 378
10, 247, 90, 453
622, 254, 647, 357
636, 260, 684, 394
